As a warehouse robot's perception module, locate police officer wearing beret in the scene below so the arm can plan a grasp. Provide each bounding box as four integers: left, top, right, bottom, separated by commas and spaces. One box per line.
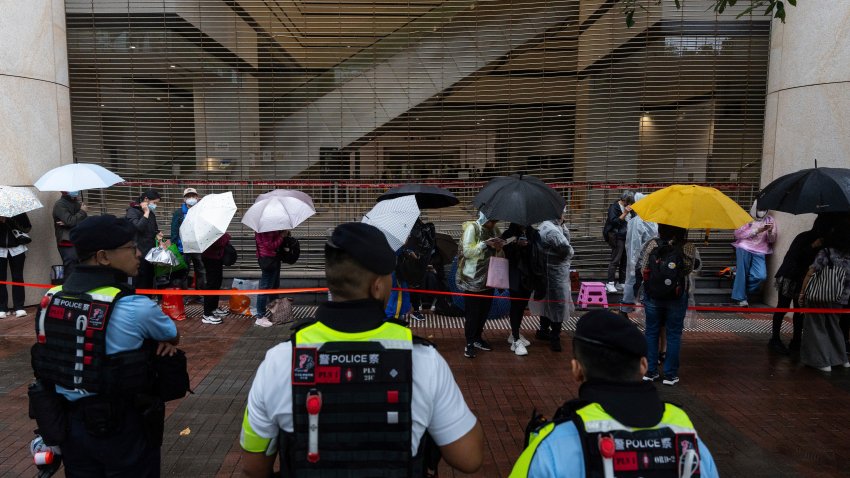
240, 222, 484, 477
30, 215, 180, 477
510, 310, 718, 478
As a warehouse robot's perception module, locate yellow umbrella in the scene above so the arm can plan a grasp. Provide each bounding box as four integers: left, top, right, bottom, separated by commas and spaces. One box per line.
630, 184, 752, 230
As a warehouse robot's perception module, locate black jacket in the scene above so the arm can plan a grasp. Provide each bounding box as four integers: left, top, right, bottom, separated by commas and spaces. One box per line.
501, 223, 535, 292
0, 213, 32, 249
52, 195, 87, 244
603, 201, 633, 242
125, 203, 160, 255
775, 229, 822, 282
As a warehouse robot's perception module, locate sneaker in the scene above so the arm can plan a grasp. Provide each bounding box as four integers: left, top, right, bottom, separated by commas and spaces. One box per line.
15, 309, 26, 318
507, 333, 531, 347
606, 282, 618, 293
212, 308, 229, 318
643, 371, 660, 382
473, 339, 492, 351
201, 315, 222, 325
768, 338, 789, 355
734, 300, 749, 307
662, 376, 680, 386
464, 344, 477, 358
843, 362, 850, 368
511, 341, 528, 356
0, 311, 7, 319
817, 365, 832, 372
409, 311, 426, 321
254, 317, 273, 328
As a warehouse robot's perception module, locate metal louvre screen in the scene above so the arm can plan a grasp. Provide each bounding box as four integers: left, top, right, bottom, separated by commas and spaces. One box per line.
64, 0, 769, 272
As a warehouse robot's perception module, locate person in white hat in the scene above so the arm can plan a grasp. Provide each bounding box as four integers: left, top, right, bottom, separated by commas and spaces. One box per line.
170, 188, 216, 316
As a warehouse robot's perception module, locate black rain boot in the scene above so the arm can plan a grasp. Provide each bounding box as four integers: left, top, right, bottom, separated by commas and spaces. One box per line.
536, 316, 551, 341
550, 322, 563, 352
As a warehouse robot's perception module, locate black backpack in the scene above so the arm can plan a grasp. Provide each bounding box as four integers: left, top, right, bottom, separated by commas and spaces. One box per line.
642, 240, 688, 300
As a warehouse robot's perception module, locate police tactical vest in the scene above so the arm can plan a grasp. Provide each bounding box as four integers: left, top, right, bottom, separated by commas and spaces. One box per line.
289, 319, 414, 477
512, 401, 702, 478
31, 285, 151, 395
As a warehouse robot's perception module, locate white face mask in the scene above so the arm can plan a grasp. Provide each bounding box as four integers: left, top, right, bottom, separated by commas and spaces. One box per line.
185, 198, 198, 207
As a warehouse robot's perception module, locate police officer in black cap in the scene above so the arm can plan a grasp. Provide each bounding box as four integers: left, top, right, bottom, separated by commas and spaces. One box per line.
29, 215, 181, 477
240, 222, 484, 477
511, 310, 719, 477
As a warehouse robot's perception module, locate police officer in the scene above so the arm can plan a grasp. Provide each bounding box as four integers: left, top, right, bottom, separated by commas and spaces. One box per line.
240, 222, 484, 477
510, 310, 718, 478
30, 215, 180, 477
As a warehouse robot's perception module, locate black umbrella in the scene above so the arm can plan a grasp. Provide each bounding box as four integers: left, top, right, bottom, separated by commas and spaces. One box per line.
757, 166, 850, 214
377, 184, 459, 209
472, 174, 565, 225
435, 233, 458, 263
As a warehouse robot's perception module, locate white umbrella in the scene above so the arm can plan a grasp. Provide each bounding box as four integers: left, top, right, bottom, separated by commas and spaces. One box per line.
180, 192, 237, 253
361, 195, 420, 251
0, 186, 43, 217
34, 163, 124, 191
241, 195, 316, 233
255, 189, 315, 209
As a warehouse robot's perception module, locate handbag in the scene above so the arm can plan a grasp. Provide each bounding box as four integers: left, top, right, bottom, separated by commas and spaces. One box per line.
12, 229, 31, 245
486, 255, 510, 290
222, 243, 238, 267
804, 251, 847, 306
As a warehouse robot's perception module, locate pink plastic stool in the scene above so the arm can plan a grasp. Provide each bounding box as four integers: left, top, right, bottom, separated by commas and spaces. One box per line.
577, 282, 608, 309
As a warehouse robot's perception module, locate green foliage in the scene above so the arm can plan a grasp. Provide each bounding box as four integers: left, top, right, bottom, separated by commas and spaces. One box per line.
620, 0, 794, 27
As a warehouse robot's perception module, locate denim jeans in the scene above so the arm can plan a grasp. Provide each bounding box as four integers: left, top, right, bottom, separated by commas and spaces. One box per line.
644, 293, 688, 378
732, 248, 766, 301
256, 260, 281, 316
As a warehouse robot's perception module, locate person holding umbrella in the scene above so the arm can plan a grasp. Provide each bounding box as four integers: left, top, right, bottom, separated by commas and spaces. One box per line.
171, 187, 206, 296
457, 211, 504, 358
125, 189, 166, 289
0, 213, 32, 318
52, 191, 88, 278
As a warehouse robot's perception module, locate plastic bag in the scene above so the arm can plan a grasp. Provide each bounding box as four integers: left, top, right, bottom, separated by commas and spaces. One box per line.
230, 278, 259, 316
485, 256, 510, 289
153, 244, 187, 278
146, 245, 179, 267
160, 288, 186, 321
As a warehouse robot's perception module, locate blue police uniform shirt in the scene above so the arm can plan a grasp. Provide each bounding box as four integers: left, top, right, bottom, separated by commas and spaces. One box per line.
527, 421, 719, 478
57, 295, 177, 401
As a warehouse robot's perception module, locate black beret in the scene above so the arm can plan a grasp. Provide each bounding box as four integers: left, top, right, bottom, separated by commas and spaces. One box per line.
574, 309, 647, 358
327, 222, 395, 275
71, 215, 137, 258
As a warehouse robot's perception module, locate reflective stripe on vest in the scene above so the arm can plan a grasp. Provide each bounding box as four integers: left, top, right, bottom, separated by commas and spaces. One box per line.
509, 403, 699, 478
295, 320, 413, 350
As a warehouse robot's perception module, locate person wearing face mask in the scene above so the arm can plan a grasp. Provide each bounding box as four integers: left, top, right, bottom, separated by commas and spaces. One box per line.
239, 223, 484, 477
52, 190, 89, 279
731, 203, 777, 307
125, 189, 167, 289
171, 188, 208, 302
457, 210, 504, 358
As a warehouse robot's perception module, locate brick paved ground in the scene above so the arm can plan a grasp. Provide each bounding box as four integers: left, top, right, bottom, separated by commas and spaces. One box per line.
2, 304, 850, 477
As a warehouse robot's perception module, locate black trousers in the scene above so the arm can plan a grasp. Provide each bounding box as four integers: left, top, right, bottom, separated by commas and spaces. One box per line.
772, 293, 803, 342
607, 237, 627, 283
509, 289, 531, 340
0, 253, 25, 310
463, 289, 493, 345
202, 257, 223, 316
58, 246, 79, 279
63, 406, 160, 478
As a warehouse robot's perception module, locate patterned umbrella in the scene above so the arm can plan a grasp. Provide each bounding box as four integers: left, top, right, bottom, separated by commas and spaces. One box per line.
0, 186, 43, 217
361, 195, 420, 251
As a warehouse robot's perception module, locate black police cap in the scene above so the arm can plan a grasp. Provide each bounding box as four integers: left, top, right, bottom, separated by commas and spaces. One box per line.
327, 222, 395, 275
70, 215, 137, 258
574, 309, 647, 358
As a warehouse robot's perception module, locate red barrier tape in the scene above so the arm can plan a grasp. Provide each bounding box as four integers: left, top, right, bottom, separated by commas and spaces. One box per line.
2, 280, 847, 315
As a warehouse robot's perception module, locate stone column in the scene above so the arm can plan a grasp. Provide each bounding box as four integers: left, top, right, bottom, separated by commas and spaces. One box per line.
1, 0, 72, 305
760, 3, 850, 305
